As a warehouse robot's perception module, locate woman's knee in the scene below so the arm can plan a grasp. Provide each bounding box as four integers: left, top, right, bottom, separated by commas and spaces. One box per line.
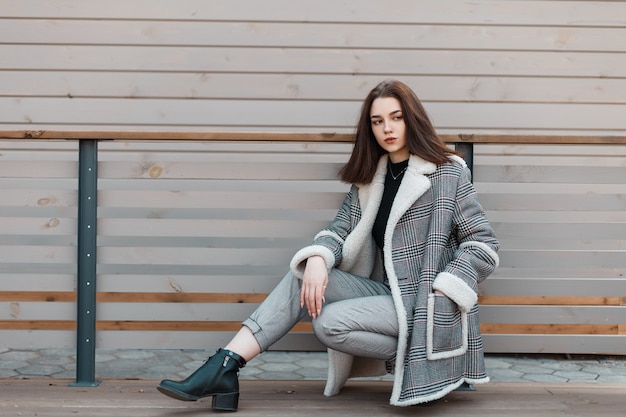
313, 305, 349, 344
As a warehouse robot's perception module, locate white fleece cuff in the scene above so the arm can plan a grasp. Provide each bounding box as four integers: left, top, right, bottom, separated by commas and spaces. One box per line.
432, 272, 478, 312
289, 245, 335, 278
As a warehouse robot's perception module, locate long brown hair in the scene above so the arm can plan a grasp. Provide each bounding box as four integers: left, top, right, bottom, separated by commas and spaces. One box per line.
339, 80, 459, 184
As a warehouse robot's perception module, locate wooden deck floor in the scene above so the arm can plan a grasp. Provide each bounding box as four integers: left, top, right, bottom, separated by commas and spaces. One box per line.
1, 379, 624, 417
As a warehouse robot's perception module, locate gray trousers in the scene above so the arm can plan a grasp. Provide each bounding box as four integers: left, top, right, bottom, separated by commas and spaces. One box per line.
242, 269, 399, 360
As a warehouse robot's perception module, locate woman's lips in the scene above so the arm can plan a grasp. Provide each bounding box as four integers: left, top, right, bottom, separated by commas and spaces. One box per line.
385, 137, 397, 144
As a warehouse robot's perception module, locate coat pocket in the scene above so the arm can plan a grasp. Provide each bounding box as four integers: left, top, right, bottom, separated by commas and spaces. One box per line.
426, 293, 468, 360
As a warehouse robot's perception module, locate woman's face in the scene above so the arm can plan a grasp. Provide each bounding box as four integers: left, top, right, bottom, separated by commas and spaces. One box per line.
370, 97, 409, 163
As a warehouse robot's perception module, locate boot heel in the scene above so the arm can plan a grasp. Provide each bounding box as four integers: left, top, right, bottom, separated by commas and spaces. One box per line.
212, 392, 239, 411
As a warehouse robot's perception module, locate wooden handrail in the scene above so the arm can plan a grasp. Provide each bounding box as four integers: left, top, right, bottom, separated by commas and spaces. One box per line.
0, 130, 624, 144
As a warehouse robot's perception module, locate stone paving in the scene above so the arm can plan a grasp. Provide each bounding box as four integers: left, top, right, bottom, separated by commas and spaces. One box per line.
1, 348, 626, 384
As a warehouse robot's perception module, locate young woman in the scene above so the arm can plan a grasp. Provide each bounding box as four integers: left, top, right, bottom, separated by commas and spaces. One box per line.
157, 79, 499, 410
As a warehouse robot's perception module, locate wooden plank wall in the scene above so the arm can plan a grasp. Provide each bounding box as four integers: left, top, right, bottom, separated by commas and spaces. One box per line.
476, 143, 626, 353
94, 140, 354, 350
1, 1, 625, 135
0, 140, 78, 347
0, 1, 625, 352
1, 138, 624, 352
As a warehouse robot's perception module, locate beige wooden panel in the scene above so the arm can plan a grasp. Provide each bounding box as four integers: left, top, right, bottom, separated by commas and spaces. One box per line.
97, 303, 257, 322
0, 140, 77, 150
3, 0, 625, 27
477, 166, 626, 183
95, 144, 341, 296
99, 190, 345, 209
0, 161, 77, 177
88, 141, 342, 349
0, 141, 78, 343
93, 331, 320, 350
4, 72, 626, 105
0, 302, 74, 320
0, 217, 76, 235
2, 1, 625, 136
4, 45, 625, 78
0, 189, 76, 208
98, 161, 345, 180
3, 98, 626, 133
499, 238, 624, 252
481, 277, 626, 297
480, 305, 625, 324
0, 274, 75, 291
493, 222, 625, 240
0, 245, 75, 264
99, 219, 329, 239
478, 144, 626, 156
97, 247, 297, 266
95, 274, 281, 293
5, 19, 626, 52
496, 251, 624, 269
491, 267, 624, 280
483, 334, 625, 355
1, 139, 623, 354
0, 330, 76, 349
479, 183, 625, 196
487, 210, 626, 223
474, 142, 625, 353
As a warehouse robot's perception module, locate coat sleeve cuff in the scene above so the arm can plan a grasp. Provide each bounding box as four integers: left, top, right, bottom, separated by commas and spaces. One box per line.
432, 272, 478, 312
289, 245, 335, 279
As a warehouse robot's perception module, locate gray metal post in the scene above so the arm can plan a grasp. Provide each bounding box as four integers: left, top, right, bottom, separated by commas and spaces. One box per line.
455, 142, 474, 180
70, 139, 101, 387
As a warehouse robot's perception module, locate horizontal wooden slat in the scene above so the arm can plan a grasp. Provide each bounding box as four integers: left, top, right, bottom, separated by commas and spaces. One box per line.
477, 166, 626, 184
0, 161, 77, 177
3, 100, 626, 133
1, 131, 625, 145
0, 320, 75, 330
3, 72, 626, 104
3, 292, 623, 307
4, 46, 626, 77
496, 251, 624, 270
0, 320, 312, 332
481, 194, 626, 211
1, 319, 620, 335
0, 246, 75, 263
98, 162, 345, 180
3, 0, 625, 26
484, 334, 626, 354
481, 323, 619, 335
5, 20, 626, 52
0, 292, 75, 302
492, 222, 626, 239
480, 305, 625, 324
481, 277, 626, 296
479, 296, 623, 306
0, 291, 237, 303
0, 219, 76, 235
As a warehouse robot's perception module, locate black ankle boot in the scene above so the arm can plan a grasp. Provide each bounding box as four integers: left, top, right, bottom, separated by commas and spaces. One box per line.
157, 348, 246, 411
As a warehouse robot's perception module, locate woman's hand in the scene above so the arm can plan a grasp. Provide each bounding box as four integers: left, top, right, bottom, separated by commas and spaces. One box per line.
300, 255, 328, 319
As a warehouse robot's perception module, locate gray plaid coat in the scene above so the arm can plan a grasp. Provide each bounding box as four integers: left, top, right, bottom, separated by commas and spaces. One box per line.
290, 154, 499, 406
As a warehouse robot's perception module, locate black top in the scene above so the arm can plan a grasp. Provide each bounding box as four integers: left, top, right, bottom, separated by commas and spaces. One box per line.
372, 158, 409, 250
